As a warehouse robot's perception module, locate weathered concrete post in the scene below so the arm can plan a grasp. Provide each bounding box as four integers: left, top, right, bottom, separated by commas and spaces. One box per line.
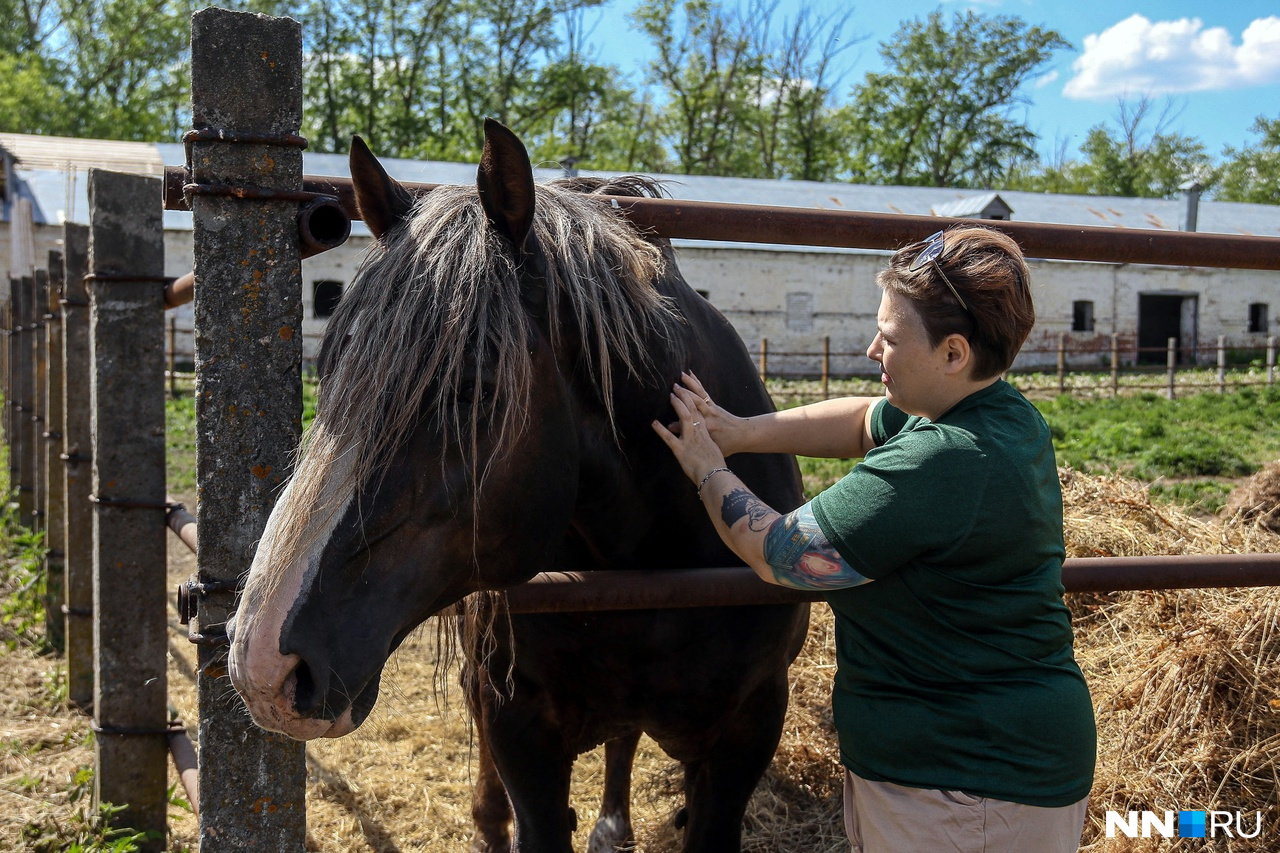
44, 251, 66, 651
188, 8, 307, 848
6, 276, 23, 497
62, 224, 94, 708
87, 169, 168, 851
16, 273, 34, 524
32, 269, 48, 535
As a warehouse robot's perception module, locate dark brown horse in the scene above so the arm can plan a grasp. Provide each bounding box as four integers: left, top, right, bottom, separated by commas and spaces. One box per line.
228, 120, 808, 852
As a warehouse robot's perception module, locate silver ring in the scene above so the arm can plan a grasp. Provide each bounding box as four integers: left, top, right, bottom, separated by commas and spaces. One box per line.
691, 421, 701, 427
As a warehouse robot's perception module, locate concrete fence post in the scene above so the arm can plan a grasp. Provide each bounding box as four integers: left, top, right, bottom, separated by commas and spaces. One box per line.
44, 251, 66, 651
188, 7, 307, 848
61, 223, 94, 708
32, 270, 48, 535
16, 273, 34, 524
87, 169, 168, 851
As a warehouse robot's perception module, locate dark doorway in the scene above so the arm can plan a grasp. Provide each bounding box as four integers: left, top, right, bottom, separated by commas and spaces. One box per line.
1138, 293, 1198, 365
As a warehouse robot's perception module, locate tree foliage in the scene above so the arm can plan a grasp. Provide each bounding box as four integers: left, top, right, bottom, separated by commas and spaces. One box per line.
1, 0, 1278, 205
1215, 115, 1280, 205
846, 10, 1068, 188
1007, 97, 1214, 199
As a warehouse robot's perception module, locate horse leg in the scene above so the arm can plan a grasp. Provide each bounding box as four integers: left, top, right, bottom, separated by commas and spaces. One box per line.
677, 675, 790, 853
480, 697, 576, 853
588, 732, 641, 853
470, 721, 514, 853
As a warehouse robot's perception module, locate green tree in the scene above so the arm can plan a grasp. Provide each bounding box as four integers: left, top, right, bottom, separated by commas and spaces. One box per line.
1008, 97, 1214, 199
847, 10, 1067, 188
1216, 115, 1280, 205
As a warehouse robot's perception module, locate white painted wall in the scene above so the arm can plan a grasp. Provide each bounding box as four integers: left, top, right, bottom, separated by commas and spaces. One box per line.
8, 224, 1280, 378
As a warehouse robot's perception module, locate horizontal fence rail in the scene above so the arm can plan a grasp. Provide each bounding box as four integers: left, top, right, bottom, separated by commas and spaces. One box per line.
163, 167, 1280, 271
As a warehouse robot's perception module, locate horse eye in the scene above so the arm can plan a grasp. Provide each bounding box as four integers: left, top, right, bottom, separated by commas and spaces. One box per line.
457, 381, 493, 406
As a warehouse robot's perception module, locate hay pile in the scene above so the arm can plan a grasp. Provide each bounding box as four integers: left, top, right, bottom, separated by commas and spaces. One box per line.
1226, 461, 1280, 533
1062, 469, 1280, 852
6, 467, 1280, 851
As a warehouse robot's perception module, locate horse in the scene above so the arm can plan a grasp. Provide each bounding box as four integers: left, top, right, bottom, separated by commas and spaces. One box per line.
227, 119, 809, 852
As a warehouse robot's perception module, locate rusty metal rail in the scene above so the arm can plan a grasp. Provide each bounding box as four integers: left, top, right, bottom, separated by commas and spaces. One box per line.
162, 166, 1280, 270
502, 554, 1280, 612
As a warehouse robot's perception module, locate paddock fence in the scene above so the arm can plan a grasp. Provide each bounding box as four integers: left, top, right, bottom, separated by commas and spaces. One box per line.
2, 7, 1280, 851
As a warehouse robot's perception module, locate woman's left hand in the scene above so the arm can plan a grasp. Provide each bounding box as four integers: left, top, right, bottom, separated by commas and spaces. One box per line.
651, 376, 729, 486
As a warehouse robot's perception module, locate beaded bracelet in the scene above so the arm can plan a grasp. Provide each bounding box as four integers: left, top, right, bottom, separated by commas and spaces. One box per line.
696, 467, 732, 499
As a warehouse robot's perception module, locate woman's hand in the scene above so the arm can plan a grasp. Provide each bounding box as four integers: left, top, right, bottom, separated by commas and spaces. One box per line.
664, 372, 751, 456
651, 372, 734, 486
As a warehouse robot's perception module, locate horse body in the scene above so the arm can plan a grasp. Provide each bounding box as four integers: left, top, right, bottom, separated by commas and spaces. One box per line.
228, 121, 808, 852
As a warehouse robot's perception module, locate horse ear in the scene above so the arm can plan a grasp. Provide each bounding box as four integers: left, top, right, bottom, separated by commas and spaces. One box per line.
349, 135, 416, 241
476, 118, 535, 250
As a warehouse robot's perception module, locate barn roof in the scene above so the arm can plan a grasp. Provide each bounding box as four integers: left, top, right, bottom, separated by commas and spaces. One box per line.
4, 132, 1279, 252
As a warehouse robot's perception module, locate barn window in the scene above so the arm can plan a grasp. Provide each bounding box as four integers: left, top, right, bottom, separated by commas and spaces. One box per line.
786, 291, 814, 332
1072, 300, 1095, 333
314, 280, 343, 318
1248, 303, 1269, 334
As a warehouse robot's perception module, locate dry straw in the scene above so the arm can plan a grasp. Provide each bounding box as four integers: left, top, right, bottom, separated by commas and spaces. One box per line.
5, 466, 1280, 851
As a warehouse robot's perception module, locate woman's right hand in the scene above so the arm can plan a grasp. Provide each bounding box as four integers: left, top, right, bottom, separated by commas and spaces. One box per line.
668, 371, 751, 457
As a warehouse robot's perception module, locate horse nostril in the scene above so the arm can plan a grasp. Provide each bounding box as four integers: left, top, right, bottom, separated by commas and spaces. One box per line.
292, 658, 320, 715
225, 615, 237, 644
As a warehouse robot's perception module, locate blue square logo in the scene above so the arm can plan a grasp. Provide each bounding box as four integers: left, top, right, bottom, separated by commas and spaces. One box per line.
1179, 810, 1206, 838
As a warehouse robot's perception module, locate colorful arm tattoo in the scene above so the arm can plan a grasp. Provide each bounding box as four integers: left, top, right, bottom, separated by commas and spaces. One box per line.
761, 503, 873, 590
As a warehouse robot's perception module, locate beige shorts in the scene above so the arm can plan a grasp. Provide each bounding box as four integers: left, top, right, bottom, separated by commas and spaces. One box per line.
843, 768, 1088, 853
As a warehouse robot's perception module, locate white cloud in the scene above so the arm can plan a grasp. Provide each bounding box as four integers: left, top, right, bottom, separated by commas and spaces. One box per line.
1063, 14, 1280, 100
1034, 69, 1060, 89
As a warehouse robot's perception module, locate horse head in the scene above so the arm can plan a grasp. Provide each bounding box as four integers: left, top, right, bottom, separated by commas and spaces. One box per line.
228, 120, 685, 739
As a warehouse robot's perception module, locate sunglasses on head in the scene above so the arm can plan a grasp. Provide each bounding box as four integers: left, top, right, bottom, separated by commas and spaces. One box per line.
907, 231, 972, 315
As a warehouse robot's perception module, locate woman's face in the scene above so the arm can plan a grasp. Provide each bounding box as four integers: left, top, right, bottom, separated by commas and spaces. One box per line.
865, 288, 954, 419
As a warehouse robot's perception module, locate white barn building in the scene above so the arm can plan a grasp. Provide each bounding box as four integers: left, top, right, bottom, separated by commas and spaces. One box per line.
4, 132, 1278, 377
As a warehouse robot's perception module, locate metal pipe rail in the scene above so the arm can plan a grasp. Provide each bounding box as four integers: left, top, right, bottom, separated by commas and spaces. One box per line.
502, 554, 1280, 612
163, 166, 1280, 270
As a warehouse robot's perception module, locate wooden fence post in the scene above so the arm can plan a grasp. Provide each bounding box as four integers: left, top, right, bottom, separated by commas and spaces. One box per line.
1057, 332, 1067, 394
61, 223, 94, 709
1110, 333, 1120, 397
759, 337, 768, 381
1166, 337, 1177, 400
821, 335, 830, 400
1217, 335, 1226, 393
87, 169, 168, 850
189, 7, 307, 848
1268, 336, 1276, 387
44, 252, 66, 651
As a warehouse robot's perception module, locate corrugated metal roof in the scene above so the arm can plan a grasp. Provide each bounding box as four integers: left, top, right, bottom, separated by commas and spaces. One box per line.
7, 133, 1280, 244
0, 132, 165, 177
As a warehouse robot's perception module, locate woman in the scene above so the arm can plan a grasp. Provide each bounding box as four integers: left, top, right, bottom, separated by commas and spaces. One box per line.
652, 225, 1095, 852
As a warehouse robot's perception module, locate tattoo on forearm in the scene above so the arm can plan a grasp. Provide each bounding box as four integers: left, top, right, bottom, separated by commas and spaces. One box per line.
720, 488, 775, 532
761, 503, 873, 591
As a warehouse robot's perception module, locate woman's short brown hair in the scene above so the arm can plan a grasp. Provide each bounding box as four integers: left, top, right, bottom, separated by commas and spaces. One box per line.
877, 225, 1035, 381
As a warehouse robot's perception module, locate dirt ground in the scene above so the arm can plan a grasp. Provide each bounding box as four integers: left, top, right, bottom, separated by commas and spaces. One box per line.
5, 469, 1280, 851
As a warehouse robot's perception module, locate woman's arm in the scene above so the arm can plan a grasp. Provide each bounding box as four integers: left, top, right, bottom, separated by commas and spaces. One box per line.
674, 372, 880, 460
697, 470, 872, 590
651, 379, 873, 590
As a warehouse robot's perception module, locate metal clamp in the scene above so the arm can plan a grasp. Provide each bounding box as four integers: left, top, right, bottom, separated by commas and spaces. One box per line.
89, 494, 177, 511
176, 574, 239, 625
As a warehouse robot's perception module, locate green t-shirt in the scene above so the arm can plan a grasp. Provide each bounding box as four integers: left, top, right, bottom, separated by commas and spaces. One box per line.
810, 380, 1095, 807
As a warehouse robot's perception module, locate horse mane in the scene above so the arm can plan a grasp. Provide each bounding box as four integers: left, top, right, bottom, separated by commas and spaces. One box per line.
259, 174, 681, 592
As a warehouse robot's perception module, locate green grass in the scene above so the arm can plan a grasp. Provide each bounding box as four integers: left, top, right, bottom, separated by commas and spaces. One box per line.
787, 385, 1280, 513
163, 381, 1280, 514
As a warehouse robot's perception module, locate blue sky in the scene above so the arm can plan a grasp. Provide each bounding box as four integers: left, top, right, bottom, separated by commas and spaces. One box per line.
578, 0, 1280, 163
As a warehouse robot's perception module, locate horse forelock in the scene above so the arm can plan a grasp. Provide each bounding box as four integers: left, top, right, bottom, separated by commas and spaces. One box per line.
259, 177, 680, 603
